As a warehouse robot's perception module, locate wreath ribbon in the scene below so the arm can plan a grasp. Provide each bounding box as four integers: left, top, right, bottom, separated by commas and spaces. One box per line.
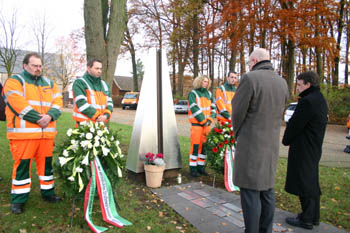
84, 157, 132, 233
224, 145, 240, 192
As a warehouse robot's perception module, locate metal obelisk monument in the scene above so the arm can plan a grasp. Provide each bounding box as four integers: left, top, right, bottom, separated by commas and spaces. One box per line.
126, 49, 182, 173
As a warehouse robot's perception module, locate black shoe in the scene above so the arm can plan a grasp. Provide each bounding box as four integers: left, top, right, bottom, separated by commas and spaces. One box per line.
190, 170, 200, 177
0, 176, 2, 181
286, 217, 313, 229
11, 203, 24, 214
297, 213, 320, 225
42, 195, 61, 203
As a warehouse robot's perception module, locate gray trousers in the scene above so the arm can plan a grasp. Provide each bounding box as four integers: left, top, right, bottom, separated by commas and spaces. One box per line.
240, 188, 275, 233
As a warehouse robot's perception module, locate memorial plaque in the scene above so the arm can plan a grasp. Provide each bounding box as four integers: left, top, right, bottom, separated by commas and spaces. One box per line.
206, 196, 226, 204
183, 190, 202, 199
207, 206, 227, 217
216, 205, 237, 218
223, 203, 242, 213
224, 216, 245, 228
177, 192, 196, 200
193, 189, 210, 197
191, 198, 213, 208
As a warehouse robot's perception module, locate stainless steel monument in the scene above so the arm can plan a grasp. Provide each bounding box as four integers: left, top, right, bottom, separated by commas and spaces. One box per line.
126, 49, 182, 173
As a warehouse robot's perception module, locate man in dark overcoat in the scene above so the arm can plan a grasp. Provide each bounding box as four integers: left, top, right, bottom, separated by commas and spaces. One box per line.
282, 71, 328, 230
231, 48, 289, 233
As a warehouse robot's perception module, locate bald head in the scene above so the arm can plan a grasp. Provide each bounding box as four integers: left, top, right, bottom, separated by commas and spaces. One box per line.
249, 48, 270, 69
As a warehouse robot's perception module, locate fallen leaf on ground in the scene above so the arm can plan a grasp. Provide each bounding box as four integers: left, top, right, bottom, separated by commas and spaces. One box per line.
19, 229, 27, 233
146, 226, 151, 230
158, 211, 163, 217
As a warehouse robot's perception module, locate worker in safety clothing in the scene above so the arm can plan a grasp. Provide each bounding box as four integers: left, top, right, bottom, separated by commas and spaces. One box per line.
72, 58, 113, 125
3, 53, 63, 214
188, 75, 216, 177
215, 71, 238, 124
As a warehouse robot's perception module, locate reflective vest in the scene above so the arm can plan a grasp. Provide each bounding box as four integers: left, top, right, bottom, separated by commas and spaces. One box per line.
72, 74, 113, 123
188, 88, 216, 125
215, 83, 236, 122
3, 71, 62, 139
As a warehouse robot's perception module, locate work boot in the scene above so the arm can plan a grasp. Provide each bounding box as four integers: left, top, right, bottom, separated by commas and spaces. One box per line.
42, 194, 61, 203
190, 167, 200, 177
11, 203, 24, 214
197, 166, 209, 176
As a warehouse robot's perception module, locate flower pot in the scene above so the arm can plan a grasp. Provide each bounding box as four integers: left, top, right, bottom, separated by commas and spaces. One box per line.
144, 164, 165, 188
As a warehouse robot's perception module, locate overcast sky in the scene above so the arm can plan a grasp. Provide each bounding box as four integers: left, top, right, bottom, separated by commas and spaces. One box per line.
0, 0, 134, 76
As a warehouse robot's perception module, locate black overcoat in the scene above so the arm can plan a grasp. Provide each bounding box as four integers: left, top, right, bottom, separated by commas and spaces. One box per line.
282, 86, 328, 197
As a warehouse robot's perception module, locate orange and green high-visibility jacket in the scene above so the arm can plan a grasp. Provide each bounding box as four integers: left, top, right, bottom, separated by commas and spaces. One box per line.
72, 72, 113, 123
188, 87, 216, 125
215, 82, 236, 121
2, 70, 63, 139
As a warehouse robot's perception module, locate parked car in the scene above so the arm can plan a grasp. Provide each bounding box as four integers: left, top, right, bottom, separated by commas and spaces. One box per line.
284, 102, 297, 122
174, 100, 189, 114
121, 92, 139, 110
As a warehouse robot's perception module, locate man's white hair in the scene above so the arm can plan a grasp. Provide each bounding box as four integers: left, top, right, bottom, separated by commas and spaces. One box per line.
249, 48, 270, 62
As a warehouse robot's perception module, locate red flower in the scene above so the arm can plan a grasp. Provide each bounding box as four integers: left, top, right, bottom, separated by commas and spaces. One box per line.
220, 121, 225, 126
229, 131, 234, 136
231, 139, 235, 144
218, 142, 223, 148
212, 147, 218, 153
224, 140, 228, 144
228, 124, 232, 128
218, 129, 223, 134
214, 128, 220, 133
156, 153, 163, 159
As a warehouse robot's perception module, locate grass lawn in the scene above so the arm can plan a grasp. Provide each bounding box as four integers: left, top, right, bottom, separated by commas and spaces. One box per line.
0, 112, 349, 232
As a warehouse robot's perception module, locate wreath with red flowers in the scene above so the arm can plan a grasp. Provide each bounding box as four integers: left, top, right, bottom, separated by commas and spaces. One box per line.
206, 121, 236, 174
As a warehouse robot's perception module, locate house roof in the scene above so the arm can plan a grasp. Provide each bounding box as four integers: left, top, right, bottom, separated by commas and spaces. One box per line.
114, 75, 134, 91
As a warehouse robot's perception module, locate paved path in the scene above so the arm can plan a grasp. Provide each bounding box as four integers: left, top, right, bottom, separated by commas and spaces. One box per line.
107, 108, 350, 168
153, 182, 349, 233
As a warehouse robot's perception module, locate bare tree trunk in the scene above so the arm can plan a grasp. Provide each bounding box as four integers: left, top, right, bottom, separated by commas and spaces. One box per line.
229, 49, 237, 72
84, 0, 127, 88
192, 13, 199, 79
345, 7, 350, 85
332, 0, 345, 86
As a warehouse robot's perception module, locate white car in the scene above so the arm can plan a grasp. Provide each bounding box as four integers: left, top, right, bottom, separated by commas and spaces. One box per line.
284, 102, 297, 122
174, 100, 189, 114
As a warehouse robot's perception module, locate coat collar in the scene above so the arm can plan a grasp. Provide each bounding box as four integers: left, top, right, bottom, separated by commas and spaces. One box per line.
299, 86, 319, 98
251, 60, 274, 71
83, 71, 101, 85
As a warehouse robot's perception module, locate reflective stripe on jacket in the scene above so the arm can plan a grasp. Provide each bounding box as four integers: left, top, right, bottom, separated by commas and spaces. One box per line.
72, 73, 113, 123
188, 88, 216, 125
3, 71, 62, 139
215, 83, 236, 121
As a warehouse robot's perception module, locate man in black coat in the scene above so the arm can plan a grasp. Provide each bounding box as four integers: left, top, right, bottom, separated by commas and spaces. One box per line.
282, 71, 328, 230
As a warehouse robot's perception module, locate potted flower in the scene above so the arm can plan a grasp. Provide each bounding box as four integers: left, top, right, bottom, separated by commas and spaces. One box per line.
144, 152, 165, 188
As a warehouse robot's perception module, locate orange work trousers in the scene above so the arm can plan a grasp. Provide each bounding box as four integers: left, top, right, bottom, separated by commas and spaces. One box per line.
10, 139, 55, 204
189, 125, 211, 167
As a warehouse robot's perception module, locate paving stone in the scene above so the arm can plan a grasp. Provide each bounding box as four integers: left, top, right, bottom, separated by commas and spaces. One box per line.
206, 195, 226, 204
191, 198, 214, 208
222, 202, 242, 213
193, 189, 210, 197
224, 215, 245, 228
207, 206, 228, 217
178, 192, 196, 200
152, 182, 350, 233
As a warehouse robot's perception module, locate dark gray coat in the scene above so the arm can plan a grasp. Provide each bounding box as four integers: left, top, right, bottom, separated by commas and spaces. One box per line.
282, 86, 328, 197
231, 61, 289, 190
